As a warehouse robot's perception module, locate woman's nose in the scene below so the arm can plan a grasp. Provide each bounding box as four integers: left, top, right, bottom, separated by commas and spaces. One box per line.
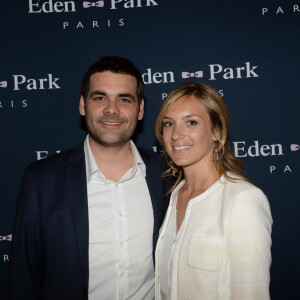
171, 124, 185, 140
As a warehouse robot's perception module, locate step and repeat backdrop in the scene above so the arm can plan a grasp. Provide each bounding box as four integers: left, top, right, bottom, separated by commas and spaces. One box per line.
0, 0, 299, 298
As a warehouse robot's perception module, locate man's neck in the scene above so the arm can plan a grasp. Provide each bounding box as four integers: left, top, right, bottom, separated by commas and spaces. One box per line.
89, 138, 134, 182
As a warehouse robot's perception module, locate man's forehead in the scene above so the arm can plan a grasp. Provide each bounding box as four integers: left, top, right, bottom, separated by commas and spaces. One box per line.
90, 71, 137, 82
88, 72, 138, 97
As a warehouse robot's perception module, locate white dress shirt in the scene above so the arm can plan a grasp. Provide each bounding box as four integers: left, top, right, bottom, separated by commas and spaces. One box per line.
84, 136, 154, 300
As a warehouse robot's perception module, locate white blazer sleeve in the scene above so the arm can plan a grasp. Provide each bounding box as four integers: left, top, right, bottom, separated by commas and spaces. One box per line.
229, 186, 273, 300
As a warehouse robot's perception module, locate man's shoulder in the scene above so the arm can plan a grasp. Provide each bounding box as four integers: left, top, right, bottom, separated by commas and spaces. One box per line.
137, 146, 163, 164
26, 142, 84, 173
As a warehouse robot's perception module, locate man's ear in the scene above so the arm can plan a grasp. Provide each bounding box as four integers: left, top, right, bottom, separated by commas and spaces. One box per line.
138, 99, 144, 120
79, 96, 86, 116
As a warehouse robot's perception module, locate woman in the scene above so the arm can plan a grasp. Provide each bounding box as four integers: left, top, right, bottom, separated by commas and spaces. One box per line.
155, 82, 272, 300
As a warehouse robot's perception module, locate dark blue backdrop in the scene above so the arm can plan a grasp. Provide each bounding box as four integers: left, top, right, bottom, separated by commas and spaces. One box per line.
1, 1, 299, 299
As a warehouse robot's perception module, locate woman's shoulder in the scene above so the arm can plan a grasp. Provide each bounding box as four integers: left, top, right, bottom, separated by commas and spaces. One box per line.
221, 172, 261, 191
221, 173, 272, 222
221, 172, 270, 206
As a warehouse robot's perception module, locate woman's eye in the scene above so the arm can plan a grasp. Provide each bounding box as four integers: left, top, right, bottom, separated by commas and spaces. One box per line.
187, 120, 197, 126
162, 122, 173, 128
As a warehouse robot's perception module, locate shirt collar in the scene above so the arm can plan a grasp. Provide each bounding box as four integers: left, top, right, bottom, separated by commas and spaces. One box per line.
130, 140, 146, 177
84, 135, 146, 183
84, 135, 98, 183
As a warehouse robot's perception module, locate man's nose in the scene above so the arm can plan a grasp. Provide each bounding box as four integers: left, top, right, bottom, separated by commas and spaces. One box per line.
103, 100, 120, 115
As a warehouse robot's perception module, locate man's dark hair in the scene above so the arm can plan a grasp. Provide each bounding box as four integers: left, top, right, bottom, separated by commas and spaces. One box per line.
80, 56, 145, 104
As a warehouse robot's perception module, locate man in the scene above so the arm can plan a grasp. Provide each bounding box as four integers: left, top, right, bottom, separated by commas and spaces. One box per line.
8, 56, 169, 300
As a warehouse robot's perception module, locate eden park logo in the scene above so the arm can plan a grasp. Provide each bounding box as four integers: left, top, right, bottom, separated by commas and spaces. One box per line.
28, 0, 158, 13
0, 74, 60, 91
181, 62, 259, 81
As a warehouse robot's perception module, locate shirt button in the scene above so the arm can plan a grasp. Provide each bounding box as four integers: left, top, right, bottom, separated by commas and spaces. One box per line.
119, 211, 126, 216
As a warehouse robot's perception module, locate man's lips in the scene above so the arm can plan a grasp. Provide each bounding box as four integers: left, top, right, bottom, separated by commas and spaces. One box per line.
102, 121, 122, 125
97, 117, 127, 128
100, 120, 123, 127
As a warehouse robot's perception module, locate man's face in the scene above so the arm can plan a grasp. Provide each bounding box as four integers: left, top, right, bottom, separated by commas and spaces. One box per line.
79, 71, 144, 148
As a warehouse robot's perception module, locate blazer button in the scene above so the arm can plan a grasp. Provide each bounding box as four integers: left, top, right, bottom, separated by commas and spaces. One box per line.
82, 287, 87, 296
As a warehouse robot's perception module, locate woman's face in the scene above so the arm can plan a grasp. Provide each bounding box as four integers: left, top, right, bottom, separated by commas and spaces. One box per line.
162, 95, 216, 170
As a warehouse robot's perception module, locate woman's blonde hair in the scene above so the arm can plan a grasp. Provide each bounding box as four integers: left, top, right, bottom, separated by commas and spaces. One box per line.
155, 82, 248, 195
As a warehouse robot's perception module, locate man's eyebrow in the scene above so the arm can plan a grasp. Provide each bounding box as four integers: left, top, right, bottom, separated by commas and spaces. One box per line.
88, 91, 137, 101
118, 93, 137, 101
89, 90, 107, 97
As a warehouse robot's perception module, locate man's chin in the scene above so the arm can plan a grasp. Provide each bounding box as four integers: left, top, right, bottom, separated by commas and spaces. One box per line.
89, 134, 131, 148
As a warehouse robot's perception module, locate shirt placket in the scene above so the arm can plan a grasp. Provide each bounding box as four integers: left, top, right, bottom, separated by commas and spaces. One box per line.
115, 182, 129, 299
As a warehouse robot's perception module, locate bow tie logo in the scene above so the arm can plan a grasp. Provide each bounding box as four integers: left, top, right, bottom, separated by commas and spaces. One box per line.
182, 71, 203, 79
291, 144, 300, 151
0, 81, 7, 88
0, 235, 12, 241
83, 1, 104, 8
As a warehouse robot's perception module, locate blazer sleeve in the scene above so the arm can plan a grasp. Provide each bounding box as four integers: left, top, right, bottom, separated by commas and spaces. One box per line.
8, 166, 44, 300
229, 186, 273, 300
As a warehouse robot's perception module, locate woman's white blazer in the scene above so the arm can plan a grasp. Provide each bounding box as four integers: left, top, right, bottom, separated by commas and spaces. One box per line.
155, 174, 272, 300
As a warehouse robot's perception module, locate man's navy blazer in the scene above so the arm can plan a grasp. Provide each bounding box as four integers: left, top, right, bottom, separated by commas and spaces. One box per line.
8, 142, 169, 300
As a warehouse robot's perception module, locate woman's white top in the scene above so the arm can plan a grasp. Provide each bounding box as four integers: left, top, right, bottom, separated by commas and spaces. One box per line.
155, 173, 272, 300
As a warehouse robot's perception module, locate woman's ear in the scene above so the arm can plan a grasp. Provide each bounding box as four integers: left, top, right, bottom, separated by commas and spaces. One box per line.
212, 129, 220, 142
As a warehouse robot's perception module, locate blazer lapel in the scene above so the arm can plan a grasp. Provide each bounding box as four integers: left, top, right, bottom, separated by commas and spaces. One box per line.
139, 149, 167, 259
141, 151, 162, 227
65, 143, 89, 286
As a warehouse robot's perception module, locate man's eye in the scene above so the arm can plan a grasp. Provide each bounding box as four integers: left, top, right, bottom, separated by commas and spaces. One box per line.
120, 98, 131, 103
95, 96, 105, 101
